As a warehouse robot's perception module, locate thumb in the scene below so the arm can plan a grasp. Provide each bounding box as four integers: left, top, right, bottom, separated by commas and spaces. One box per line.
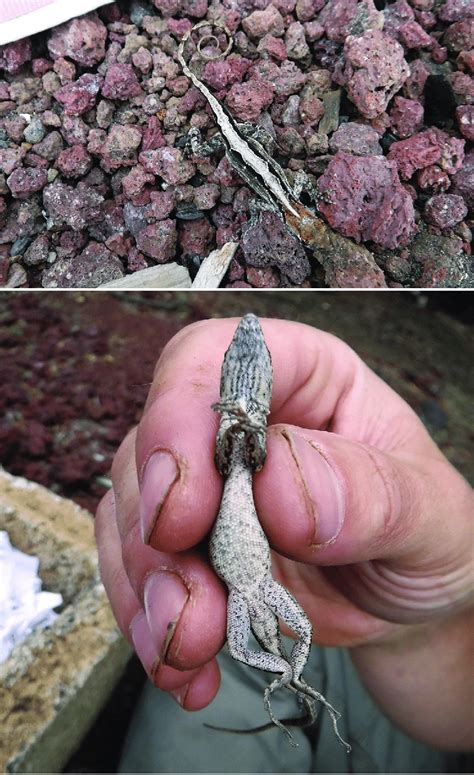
256, 425, 473, 622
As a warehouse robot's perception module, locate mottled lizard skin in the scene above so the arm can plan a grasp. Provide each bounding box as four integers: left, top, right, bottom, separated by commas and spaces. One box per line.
209, 315, 350, 750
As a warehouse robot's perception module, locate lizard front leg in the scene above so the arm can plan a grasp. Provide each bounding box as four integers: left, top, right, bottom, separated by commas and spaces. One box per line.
186, 126, 226, 157
290, 169, 333, 209
237, 122, 276, 154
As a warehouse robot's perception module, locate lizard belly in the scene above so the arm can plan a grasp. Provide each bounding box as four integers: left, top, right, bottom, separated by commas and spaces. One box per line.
209, 468, 271, 592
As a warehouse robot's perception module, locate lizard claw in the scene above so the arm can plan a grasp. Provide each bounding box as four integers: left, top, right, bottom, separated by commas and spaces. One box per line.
320, 186, 335, 206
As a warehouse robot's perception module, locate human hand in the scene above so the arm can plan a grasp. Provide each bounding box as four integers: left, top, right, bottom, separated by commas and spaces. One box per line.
95, 317, 473, 744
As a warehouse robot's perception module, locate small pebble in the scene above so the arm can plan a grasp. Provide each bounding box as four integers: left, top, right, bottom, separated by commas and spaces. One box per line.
135, 220, 177, 260
23, 117, 46, 144
329, 122, 382, 155
390, 96, 424, 138
242, 7, 285, 39
102, 64, 142, 100
456, 105, 474, 141
424, 193, 468, 229
7, 167, 48, 198
55, 74, 103, 116
6, 263, 27, 287
10, 236, 32, 256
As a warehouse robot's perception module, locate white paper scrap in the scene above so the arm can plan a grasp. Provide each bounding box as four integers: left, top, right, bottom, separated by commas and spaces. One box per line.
0, 531, 62, 663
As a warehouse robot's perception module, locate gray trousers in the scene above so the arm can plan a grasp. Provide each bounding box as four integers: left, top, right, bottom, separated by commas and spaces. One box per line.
119, 641, 467, 773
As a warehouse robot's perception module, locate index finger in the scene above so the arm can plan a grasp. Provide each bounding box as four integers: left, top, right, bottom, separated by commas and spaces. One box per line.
135, 317, 425, 552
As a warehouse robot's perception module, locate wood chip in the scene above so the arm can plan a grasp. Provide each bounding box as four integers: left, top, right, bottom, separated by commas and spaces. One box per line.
192, 242, 238, 288
97, 263, 192, 289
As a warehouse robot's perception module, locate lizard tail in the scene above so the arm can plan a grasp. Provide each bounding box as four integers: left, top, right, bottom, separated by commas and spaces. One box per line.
203, 707, 315, 746
177, 19, 233, 69
202, 683, 319, 744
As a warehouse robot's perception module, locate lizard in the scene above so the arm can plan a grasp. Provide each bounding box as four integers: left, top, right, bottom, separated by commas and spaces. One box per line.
177, 20, 302, 220
177, 22, 386, 287
208, 313, 351, 750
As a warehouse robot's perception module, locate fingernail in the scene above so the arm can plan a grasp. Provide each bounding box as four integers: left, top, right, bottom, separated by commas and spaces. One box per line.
170, 684, 190, 706
130, 610, 158, 677
289, 432, 345, 544
139, 451, 179, 544
144, 571, 189, 660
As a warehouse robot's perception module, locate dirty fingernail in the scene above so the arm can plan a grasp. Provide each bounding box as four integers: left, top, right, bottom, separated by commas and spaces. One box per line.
290, 432, 345, 544
130, 610, 158, 677
144, 571, 189, 660
139, 451, 179, 544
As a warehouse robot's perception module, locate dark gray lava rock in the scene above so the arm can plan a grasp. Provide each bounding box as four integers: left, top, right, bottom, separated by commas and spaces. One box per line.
242, 211, 310, 284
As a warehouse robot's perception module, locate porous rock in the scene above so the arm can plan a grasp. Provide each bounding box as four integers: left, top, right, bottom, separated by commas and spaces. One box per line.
342, 30, 410, 119
242, 211, 311, 284
55, 74, 103, 116
47, 12, 108, 67
42, 241, 123, 288
318, 152, 416, 248
43, 180, 104, 230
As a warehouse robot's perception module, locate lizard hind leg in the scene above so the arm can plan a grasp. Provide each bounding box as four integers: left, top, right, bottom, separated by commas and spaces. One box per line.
226, 590, 294, 687
221, 590, 300, 745
262, 578, 351, 751
293, 677, 351, 752
263, 679, 298, 747
249, 602, 302, 747
261, 578, 313, 684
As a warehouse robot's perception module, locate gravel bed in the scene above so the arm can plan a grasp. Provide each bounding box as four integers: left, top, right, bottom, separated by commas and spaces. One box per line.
0, 0, 472, 288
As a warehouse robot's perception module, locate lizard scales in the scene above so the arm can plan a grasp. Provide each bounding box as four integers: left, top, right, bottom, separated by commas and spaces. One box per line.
210, 313, 273, 594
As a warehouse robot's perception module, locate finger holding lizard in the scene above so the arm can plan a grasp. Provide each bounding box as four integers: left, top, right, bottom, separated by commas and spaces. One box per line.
97, 317, 473, 750
96, 426, 225, 709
